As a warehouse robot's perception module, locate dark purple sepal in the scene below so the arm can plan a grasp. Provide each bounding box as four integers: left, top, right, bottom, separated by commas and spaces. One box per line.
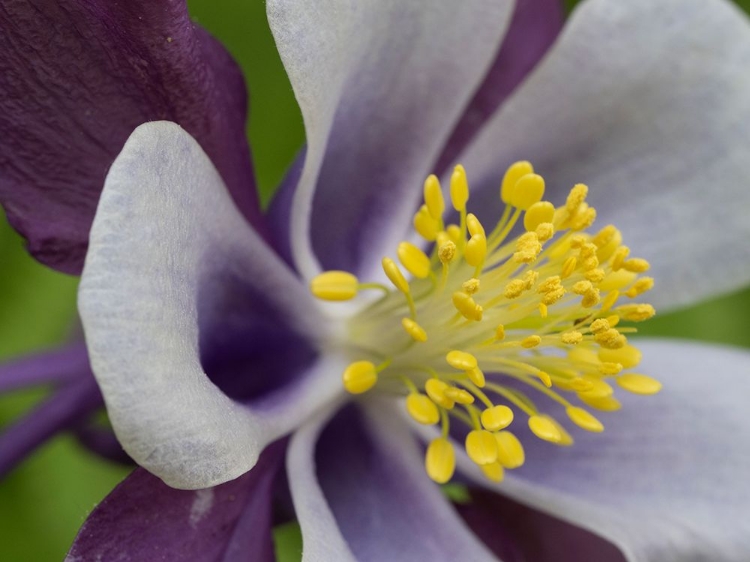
0, 342, 89, 393
457, 488, 626, 562
66, 440, 285, 562
0, 0, 262, 273
0, 376, 102, 478
435, 0, 565, 173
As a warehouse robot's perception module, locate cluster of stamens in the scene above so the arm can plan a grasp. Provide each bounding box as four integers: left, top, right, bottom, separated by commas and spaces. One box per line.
310, 161, 661, 485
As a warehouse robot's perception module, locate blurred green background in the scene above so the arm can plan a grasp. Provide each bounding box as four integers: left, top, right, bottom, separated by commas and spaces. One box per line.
1, 0, 749, 559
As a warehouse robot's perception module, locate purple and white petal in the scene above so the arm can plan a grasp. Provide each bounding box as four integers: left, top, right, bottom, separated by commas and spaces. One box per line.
436, 0, 564, 172
66, 441, 285, 562
456, 339, 750, 561
288, 402, 497, 562
0, 0, 261, 273
456, 0, 750, 311
267, 0, 514, 278
79, 122, 341, 489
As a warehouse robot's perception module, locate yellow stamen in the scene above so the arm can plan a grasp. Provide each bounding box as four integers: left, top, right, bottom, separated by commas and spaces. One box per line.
406, 393, 440, 425
309, 271, 359, 301
426, 438, 455, 484
342, 361, 378, 394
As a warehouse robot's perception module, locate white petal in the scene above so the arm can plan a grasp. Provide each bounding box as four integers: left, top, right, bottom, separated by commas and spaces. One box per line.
267, 0, 515, 279
458, 0, 750, 311
79, 122, 341, 489
456, 339, 750, 562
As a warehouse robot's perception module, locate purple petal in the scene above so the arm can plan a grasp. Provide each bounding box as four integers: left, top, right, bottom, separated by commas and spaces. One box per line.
457, 0, 750, 310
457, 489, 625, 562
73, 425, 132, 466
288, 402, 496, 562
79, 122, 340, 489
267, 0, 515, 278
435, 0, 565, 172
456, 339, 750, 561
66, 440, 285, 562
0, 376, 101, 477
0, 342, 88, 393
0, 0, 262, 273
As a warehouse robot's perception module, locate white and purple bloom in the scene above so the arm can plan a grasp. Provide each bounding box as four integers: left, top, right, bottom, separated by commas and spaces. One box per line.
3, 1, 750, 561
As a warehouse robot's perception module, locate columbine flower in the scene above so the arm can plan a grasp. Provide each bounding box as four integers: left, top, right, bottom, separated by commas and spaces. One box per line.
3, 0, 750, 561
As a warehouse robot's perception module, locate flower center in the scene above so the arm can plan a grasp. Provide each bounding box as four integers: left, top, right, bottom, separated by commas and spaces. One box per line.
310, 161, 660, 485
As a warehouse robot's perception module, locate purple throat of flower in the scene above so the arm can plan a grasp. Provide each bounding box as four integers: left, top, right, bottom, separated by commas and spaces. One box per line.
310, 161, 659, 485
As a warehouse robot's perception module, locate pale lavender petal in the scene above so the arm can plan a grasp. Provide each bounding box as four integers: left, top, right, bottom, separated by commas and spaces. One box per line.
79, 122, 341, 489
436, 0, 565, 172
0, 0, 261, 273
0, 377, 101, 477
0, 343, 88, 393
457, 0, 750, 310
288, 402, 497, 562
456, 339, 750, 561
66, 441, 284, 562
267, 0, 515, 278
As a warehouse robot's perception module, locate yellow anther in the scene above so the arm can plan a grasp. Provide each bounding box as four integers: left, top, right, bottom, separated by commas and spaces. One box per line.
561, 256, 577, 279
599, 362, 623, 375
561, 331, 583, 345
584, 268, 606, 283
500, 160, 534, 204
446, 350, 478, 371
423, 174, 445, 219
592, 225, 618, 248
617, 373, 662, 395
510, 173, 545, 210
606, 315, 621, 327
566, 406, 604, 432
406, 393, 440, 425
623, 258, 650, 273
480, 462, 505, 483
570, 205, 597, 231
589, 318, 610, 334
495, 324, 506, 341
595, 328, 626, 349
438, 241, 457, 264
537, 275, 562, 294
568, 346, 599, 365
444, 387, 475, 405
466, 213, 485, 237
481, 405, 514, 431
612, 246, 630, 271
382, 258, 410, 294
450, 164, 469, 211
521, 335, 542, 349
465, 430, 498, 465
545, 416, 574, 446
536, 371, 552, 387
462, 278, 480, 295
452, 291, 483, 321
625, 277, 654, 298
310, 271, 359, 301
565, 183, 589, 214
465, 233, 487, 267
579, 394, 622, 412
599, 344, 642, 368
513, 232, 542, 263
425, 379, 455, 409
397, 242, 431, 279
573, 280, 593, 295
539, 302, 548, 318
524, 270, 539, 288
467, 367, 486, 388
569, 378, 594, 392
535, 222, 555, 242
524, 201, 555, 232
446, 224, 461, 244
577, 377, 614, 399
504, 279, 527, 299
494, 431, 525, 468
581, 288, 601, 308
401, 317, 427, 342
601, 290, 620, 311
569, 234, 588, 249
597, 228, 623, 262
528, 415, 562, 443
618, 303, 656, 322
541, 286, 566, 305
425, 438, 455, 484
413, 205, 439, 241
342, 361, 377, 394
